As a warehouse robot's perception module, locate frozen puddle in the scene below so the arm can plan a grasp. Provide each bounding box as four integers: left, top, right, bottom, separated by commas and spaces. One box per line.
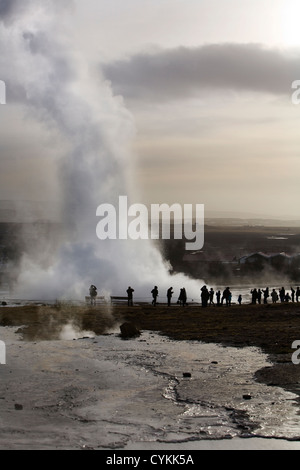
0, 327, 299, 449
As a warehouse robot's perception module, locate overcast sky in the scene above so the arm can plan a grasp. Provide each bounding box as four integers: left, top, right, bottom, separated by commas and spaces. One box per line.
0, 0, 300, 219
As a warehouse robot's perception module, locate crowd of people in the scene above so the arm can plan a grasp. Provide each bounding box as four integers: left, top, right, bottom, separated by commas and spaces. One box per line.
89, 284, 300, 307
250, 286, 300, 304
151, 285, 300, 307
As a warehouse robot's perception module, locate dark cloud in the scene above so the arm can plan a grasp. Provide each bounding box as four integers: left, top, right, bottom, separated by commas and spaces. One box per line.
0, 0, 17, 17
0, 0, 29, 23
0, 0, 73, 24
102, 43, 300, 101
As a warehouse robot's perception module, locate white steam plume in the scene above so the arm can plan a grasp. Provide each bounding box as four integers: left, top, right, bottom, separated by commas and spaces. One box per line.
0, 1, 203, 302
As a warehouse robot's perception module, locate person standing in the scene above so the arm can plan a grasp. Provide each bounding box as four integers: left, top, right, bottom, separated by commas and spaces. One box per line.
127, 286, 134, 306
151, 286, 159, 306
201, 285, 210, 308
89, 285, 98, 306
167, 287, 174, 306
181, 288, 187, 307
222, 287, 231, 306
257, 289, 262, 304
291, 287, 295, 303
271, 289, 279, 303
251, 288, 258, 304
262, 287, 269, 304
279, 287, 285, 303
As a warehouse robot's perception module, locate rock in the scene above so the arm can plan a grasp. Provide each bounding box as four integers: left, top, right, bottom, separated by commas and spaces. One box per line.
14, 404, 23, 410
183, 372, 192, 378
243, 394, 252, 400
120, 322, 140, 339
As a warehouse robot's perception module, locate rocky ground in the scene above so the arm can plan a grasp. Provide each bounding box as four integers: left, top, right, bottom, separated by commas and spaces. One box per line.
1, 301, 300, 449
1, 301, 300, 396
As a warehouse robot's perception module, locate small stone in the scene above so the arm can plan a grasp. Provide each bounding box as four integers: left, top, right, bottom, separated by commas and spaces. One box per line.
243, 394, 252, 400
14, 404, 23, 410
183, 372, 192, 378
120, 322, 140, 339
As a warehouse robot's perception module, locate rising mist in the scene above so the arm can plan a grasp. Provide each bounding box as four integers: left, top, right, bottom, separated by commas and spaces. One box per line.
0, 0, 202, 302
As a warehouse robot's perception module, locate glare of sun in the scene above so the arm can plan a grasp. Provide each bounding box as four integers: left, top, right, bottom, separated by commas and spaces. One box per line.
281, 1, 300, 46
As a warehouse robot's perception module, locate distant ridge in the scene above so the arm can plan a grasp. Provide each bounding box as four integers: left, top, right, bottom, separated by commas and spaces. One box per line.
0, 200, 298, 227
204, 218, 300, 228
205, 209, 300, 221
0, 200, 60, 223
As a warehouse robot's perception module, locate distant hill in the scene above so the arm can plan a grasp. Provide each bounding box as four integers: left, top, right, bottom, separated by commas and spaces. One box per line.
204, 218, 300, 228
0, 200, 60, 223
0, 201, 298, 228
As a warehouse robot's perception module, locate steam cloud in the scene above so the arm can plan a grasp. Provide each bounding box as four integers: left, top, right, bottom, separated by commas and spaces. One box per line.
0, 0, 202, 302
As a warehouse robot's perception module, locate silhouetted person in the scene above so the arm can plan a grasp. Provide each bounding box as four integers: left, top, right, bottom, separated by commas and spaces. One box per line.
285, 292, 291, 303
151, 286, 158, 306
271, 289, 279, 303
279, 287, 285, 303
167, 287, 174, 306
296, 287, 300, 302
257, 289, 262, 304
238, 294, 242, 305
216, 290, 221, 306
181, 288, 187, 306
291, 287, 295, 302
89, 285, 97, 306
222, 287, 231, 306
251, 288, 258, 304
178, 288, 187, 306
201, 285, 210, 307
127, 286, 134, 306
262, 287, 269, 304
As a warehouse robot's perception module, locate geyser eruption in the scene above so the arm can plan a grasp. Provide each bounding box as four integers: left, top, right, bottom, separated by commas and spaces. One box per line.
1, 1, 203, 302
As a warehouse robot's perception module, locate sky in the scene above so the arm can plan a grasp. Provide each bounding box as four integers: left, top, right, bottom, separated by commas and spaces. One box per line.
1, 0, 300, 220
